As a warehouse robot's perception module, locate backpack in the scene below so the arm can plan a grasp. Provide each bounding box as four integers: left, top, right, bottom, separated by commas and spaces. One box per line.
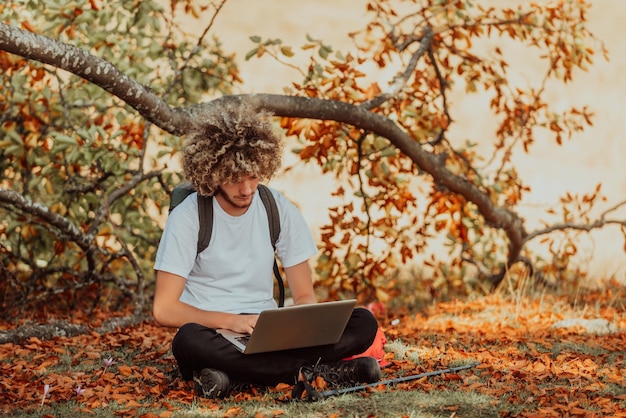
168, 183, 286, 307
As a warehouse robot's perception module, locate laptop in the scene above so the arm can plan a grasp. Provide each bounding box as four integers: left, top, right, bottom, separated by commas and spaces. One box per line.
217, 299, 356, 354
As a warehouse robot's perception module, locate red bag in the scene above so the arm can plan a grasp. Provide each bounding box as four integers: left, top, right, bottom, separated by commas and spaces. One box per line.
344, 328, 391, 367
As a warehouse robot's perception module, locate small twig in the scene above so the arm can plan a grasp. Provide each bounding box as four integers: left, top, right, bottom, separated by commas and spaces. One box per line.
361, 26, 435, 110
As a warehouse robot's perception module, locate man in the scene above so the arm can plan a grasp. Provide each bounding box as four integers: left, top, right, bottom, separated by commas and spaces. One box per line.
153, 102, 382, 399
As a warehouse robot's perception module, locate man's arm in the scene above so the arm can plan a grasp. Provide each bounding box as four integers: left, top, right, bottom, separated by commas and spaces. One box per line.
152, 270, 258, 333
284, 260, 317, 305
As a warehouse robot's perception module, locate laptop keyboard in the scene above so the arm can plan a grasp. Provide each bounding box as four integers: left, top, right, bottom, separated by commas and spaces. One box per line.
235, 335, 250, 346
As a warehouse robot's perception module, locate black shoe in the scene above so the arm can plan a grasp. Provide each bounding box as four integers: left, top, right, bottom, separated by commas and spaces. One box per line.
301, 357, 382, 388
192, 368, 257, 399
193, 368, 231, 399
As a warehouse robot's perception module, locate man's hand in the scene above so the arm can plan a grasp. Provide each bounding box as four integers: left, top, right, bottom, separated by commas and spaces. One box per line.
228, 314, 259, 334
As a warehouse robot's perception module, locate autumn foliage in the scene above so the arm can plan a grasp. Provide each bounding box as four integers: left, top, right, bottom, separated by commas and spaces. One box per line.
0, 2, 624, 416
253, 0, 621, 303
0, 0, 238, 313
0, 1, 624, 319
1, 287, 624, 416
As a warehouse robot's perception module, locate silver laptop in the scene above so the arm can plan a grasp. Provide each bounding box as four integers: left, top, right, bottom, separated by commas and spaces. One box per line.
217, 300, 356, 354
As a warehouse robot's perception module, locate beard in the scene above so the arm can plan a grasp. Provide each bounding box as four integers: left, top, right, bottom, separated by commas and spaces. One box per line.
216, 187, 254, 210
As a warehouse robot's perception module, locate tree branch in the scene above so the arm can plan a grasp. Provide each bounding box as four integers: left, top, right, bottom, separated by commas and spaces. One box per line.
228, 94, 527, 272
0, 23, 191, 134
0, 314, 148, 344
0, 22, 527, 286
361, 26, 435, 110
0, 188, 93, 250
87, 170, 164, 237
524, 199, 626, 242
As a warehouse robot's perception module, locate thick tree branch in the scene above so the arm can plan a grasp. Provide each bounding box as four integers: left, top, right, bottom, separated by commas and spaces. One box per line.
0, 314, 148, 344
0, 22, 527, 285
0, 23, 191, 134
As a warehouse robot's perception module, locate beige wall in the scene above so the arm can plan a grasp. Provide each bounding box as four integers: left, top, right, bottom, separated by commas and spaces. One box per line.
209, 0, 625, 282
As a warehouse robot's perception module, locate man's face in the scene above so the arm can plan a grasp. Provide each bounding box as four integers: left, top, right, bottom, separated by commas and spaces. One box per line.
216, 174, 260, 212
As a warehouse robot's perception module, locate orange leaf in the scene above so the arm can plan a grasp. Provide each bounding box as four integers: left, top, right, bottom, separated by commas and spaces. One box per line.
118, 365, 133, 376
21, 21, 36, 32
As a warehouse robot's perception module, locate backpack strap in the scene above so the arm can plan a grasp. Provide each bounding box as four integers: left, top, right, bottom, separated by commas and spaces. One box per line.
196, 194, 213, 255
273, 260, 286, 308
194, 185, 286, 307
257, 184, 280, 247
257, 185, 285, 308
170, 183, 213, 255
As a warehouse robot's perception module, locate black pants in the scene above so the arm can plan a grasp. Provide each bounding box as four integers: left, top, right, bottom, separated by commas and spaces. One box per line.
171, 307, 379, 386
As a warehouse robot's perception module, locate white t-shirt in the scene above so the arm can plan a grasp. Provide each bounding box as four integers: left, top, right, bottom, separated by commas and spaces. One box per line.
154, 186, 318, 314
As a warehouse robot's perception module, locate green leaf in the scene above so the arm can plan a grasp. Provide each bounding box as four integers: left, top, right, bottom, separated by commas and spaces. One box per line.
245, 48, 258, 60
5, 144, 23, 157
52, 133, 78, 146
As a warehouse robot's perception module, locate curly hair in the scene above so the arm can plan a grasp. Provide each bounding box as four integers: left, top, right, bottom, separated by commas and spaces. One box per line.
181, 102, 284, 196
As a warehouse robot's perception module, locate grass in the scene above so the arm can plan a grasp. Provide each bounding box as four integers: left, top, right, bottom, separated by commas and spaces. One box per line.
11, 384, 501, 418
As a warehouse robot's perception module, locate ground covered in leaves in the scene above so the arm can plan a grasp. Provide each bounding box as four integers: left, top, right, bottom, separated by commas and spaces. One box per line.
0, 287, 624, 417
